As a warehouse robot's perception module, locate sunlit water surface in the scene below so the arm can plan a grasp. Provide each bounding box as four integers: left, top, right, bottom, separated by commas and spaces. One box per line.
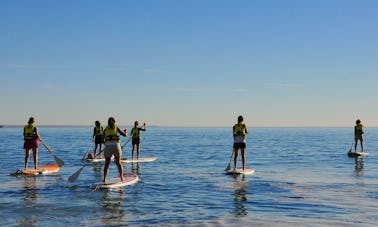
1, 127, 377, 226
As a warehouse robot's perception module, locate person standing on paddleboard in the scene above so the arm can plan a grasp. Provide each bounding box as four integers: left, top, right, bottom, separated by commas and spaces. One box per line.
92, 120, 104, 158
354, 119, 364, 152
24, 117, 41, 169
131, 121, 146, 160
233, 115, 248, 171
103, 117, 128, 183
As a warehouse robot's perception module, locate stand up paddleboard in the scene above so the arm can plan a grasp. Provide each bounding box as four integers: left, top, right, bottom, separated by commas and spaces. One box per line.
93, 172, 139, 189
348, 151, 369, 157
226, 167, 255, 175
84, 158, 106, 163
10, 163, 60, 176
121, 156, 157, 163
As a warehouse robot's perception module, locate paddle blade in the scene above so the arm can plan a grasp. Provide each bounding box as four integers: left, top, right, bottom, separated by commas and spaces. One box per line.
53, 155, 65, 167
68, 166, 85, 183
225, 150, 234, 171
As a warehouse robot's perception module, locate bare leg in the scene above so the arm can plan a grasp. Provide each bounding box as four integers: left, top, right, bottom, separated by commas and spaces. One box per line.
94, 144, 98, 158
99, 144, 102, 158
25, 149, 30, 169
33, 147, 38, 169
131, 144, 135, 160
136, 144, 140, 159
114, 156, 124, 181
354, 139, 358, 152
233, 149, 239, 170
360, 140, 364, 152
103, 157, 111, 183
241, 148, 246, 170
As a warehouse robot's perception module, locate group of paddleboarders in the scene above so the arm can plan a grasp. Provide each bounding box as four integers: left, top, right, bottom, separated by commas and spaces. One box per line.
23, 116, 147, 183
90, 120, 147, 160
22, 116, 365, 182
90, 117, 147, 182
231, 116, 366, 171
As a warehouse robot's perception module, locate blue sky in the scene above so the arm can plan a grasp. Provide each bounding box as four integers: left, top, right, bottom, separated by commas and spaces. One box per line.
1, 0, 377, 127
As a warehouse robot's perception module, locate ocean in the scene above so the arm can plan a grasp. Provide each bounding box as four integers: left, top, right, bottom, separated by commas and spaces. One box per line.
0, 127, 377, 226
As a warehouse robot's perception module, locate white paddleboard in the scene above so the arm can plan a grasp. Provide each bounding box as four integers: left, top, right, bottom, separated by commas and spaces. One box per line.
84, 156, 114, 163
226, 167, 255, 175
84, 158, 106, 163
348, 151, 369, 157
121, 156, 157, 163
10, 163, 60, 176
93, 172, 139, 189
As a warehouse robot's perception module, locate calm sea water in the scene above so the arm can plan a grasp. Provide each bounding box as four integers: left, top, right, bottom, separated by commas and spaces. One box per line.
0, 127, 377, 226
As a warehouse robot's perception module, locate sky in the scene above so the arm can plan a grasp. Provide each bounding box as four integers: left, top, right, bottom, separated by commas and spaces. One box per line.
1, 0, 377, 127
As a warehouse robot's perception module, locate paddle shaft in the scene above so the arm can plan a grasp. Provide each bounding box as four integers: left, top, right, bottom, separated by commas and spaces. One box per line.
82, 138, 94, 160
40, 140, 65, 167
225, 150, 234, 171
95, 137, 132, 158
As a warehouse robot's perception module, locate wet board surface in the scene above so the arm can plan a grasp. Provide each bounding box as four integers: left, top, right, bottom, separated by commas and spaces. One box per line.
226, 167, 255, 175
84, 158, 106, 163
84, 156, 114, 163
93, 172, 139, 189
121, 156, 157, 163
11, 163, 60, 176
348, 151, 369, 157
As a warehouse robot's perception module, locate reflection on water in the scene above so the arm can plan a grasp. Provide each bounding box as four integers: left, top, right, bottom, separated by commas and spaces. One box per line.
101, 190, 126, 226
131, 163, 140, 176
23, 176, 38, 202
232, 175, 248, 217
18, 176, 38, 226
354, 157, 364, 176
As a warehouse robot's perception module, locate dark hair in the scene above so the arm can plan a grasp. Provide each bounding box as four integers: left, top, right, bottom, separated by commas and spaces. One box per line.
237, 115, 243, 123
108, 117, 116, 125
356, 119, 361, 124
28, 117, 35, 124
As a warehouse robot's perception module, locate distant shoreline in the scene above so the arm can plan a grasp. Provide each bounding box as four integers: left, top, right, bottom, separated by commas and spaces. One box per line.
0, 125, 370, 128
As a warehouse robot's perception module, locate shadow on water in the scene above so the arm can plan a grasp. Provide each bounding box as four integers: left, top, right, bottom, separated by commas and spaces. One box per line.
231, 175, 248, 217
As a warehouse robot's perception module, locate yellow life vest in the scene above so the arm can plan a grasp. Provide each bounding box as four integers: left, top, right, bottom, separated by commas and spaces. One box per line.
131, 127, 140, 139
24, 123, 36, 140
234, 123, 246, 140
95, 125, 103, 136
355, 124, 363, 135
105, 125, 120, 142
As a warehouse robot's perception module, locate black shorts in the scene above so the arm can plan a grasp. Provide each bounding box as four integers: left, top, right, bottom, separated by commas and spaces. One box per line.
95, 135, 104, 144
132, 138, 140, 145
233, 142, 246, 149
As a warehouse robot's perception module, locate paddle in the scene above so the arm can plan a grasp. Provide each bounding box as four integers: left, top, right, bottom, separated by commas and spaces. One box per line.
94, 136, 132, 159
40, 140, 65, 167
69, 137, 133, 183
68, 164, 87, 182
82, 138, 94, 161
225, 150, 234, 171
121, 137, 132, 149
348, 140, 355, 153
